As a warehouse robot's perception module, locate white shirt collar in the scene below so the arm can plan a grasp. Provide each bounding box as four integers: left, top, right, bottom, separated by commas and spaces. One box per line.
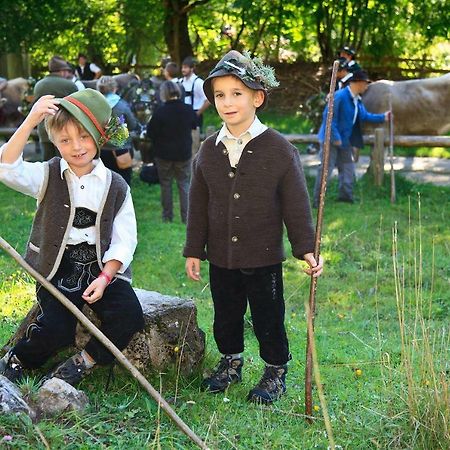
60, 157, 107, 182
215, 116, 266, 146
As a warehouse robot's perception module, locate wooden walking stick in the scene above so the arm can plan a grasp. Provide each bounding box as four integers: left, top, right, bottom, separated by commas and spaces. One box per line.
0, 236, 209, 450
388, 95, 396, 203
305, 60, 339, 424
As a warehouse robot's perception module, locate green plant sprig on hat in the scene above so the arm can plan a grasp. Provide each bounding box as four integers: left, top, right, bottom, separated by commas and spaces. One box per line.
241, 50, 280, 89
99, 115, 129, 147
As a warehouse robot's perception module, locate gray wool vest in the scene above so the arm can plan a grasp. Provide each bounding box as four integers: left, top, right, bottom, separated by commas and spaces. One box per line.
24, 157, 132, 282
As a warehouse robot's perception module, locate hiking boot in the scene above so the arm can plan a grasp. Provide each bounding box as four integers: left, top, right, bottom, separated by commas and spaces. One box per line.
247, 364, 287, 404
0, 351, 24, 383
46, 353, 89, 386
201, 355, 243, 393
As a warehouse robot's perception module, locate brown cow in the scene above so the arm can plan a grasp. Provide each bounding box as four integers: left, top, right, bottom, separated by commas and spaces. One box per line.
362, 73, 450, 135
0, 77, 30, 127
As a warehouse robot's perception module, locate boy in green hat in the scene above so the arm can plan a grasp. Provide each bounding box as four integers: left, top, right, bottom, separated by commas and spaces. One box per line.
183, 51, 324, 404
0, 89, 144, 385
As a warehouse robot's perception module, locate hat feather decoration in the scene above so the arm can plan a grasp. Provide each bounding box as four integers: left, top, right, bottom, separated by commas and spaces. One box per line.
99, 115, 129, 147
241, 51, 279, 89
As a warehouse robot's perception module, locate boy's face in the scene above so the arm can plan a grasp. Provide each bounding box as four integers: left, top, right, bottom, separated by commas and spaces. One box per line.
52, 121, 97, 176
212, 75, 265, 136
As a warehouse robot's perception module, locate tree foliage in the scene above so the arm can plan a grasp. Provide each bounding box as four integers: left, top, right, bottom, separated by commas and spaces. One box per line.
0, 0, 448, 76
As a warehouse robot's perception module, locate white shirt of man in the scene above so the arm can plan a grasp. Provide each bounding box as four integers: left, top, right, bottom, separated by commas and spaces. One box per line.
216, 116, 268, 168
0, 148, 136, 273
79, 62, 101, 77
348, 86, 361, 124
181, 74, 207, 111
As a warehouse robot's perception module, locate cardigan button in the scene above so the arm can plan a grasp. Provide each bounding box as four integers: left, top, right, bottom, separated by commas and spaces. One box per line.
231, 236, 238, 242
228, 171, 235, 178
233, 193, 240, 199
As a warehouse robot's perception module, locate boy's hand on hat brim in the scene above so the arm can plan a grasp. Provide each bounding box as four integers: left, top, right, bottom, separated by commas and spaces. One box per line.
302, 253, 324, 278
26, 95, 59, 128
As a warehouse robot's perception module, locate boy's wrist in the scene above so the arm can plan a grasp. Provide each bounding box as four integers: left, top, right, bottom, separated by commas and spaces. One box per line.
98, 271, 112, 285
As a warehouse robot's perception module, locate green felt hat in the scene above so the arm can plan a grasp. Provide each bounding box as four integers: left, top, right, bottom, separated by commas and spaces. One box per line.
58, 88, 112, 151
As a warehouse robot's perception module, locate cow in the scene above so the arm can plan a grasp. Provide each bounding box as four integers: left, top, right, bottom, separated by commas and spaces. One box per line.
0, 77, 30, 127
362, 73, 450, 135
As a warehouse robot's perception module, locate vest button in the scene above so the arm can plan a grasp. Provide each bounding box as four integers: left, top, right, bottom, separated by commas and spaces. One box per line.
233, 193, 240, 199
231, 236, 238, 242
222, 149, 228, 155
228, 171, 235, 178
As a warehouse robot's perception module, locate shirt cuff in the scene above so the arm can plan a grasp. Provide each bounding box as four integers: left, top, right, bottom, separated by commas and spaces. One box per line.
102, 247, 133, 274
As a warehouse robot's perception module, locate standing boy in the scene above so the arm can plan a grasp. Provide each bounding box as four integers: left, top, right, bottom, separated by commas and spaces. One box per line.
184, 51, 323, 404
0, 89, 144, 385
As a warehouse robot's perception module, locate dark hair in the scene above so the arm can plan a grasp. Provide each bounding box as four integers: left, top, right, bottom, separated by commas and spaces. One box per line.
159, 81, 181, 102
78, 53, 87, 59
182, 56, 196, 68
164, 62, 179, 79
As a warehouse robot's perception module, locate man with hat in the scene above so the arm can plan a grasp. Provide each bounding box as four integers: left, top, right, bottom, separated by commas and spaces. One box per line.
33, 56, 78, 160
313, 69, 390, 206
339, 45, 361, 73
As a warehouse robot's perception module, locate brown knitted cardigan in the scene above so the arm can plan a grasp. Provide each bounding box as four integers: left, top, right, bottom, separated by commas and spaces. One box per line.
183, 128, 315, 269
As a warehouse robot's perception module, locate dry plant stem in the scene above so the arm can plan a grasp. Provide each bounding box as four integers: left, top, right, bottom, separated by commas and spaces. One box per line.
304, 59, 339, 425
0, 235, 209, 450
388, 95, 396, 203
304, 299, 336, 450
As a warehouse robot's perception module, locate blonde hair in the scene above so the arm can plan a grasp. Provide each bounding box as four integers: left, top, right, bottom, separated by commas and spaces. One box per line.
44, 108, 85, 143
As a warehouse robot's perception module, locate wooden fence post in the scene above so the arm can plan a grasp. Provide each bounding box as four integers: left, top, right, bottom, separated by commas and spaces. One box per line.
371, 127, 385, 186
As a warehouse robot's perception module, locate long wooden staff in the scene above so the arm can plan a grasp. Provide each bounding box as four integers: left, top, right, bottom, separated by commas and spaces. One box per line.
305, 60, 339, 423
388, 94, 396, 203
0, 236, 209, 450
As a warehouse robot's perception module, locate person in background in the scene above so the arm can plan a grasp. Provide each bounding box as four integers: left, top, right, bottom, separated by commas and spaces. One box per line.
146, 81, 197, 223
76, 53, 102, 81
313, 70, 390, 206
180, 56, 209, 131
33, 56, 78, 160
339, 46, 361, 73
164, 62, 185, 101
68, 64, 86, 91
97, 76, 138, 185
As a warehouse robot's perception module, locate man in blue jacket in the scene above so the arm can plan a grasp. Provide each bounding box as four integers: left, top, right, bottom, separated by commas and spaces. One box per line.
313, 70, 389, 206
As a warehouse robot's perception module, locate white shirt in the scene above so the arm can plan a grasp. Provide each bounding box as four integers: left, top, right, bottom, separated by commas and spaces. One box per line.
181, 74, 207, 110
79, 62, 101, 75
348, 86, 361, 124
215, 116, 268, 168
0, 147, 137, 273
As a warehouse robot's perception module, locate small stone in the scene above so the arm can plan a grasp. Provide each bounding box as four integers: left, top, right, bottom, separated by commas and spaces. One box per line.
35, 378, 89, 417
0, 375, 35, 419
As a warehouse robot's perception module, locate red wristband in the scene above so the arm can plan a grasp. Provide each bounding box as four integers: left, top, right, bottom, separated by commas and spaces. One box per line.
98, 271, 112, 285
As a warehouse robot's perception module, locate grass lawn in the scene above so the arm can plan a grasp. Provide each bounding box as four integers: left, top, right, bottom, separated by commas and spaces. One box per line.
0, 167, 449, 449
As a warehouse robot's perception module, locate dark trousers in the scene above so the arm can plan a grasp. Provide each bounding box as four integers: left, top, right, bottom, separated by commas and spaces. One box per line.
209, 263, 291, 366
155, 157, 191, 223
13, 249, 144, 368
313, 143, 355, 204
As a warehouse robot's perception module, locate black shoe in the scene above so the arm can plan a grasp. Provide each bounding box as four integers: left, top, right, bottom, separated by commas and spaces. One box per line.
46, 353, 89, 386
0, 351, 24, 383
336, 197, 354, 204
247, 364, 287, 404
201, 355, 243, 393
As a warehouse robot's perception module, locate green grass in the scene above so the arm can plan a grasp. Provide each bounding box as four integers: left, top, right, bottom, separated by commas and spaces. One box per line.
0, 170, 449, 449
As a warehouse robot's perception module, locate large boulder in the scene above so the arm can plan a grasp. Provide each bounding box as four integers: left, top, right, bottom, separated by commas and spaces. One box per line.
76, 289, 205, 373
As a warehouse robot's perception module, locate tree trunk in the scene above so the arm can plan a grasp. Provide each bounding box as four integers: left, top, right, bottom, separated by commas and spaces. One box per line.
163, 0, 194, 66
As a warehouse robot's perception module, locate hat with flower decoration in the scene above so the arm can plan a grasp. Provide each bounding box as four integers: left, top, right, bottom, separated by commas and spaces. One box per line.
58, 88, 129, 152
203, 50, 279, 110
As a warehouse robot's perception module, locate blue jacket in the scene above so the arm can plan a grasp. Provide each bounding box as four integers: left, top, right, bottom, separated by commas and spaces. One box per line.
318, 86, 385, 147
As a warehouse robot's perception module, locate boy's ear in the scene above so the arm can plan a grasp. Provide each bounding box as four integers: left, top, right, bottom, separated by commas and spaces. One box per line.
253, 90, 265, 109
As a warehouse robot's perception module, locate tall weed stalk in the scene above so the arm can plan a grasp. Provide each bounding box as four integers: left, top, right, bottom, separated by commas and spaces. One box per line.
391, 194, 449, 448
